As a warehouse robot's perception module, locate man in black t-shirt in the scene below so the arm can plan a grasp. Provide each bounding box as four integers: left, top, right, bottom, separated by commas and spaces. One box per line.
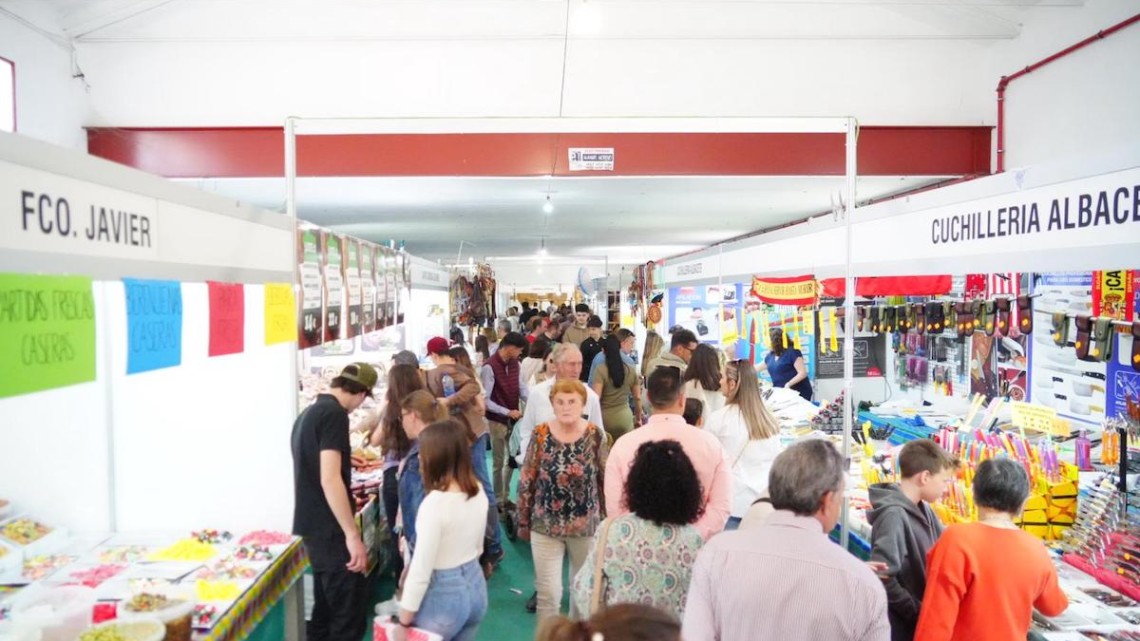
292, 362, 377, 641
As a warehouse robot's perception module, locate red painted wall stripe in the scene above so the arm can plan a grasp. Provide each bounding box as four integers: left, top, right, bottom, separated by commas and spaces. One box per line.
86, 126, 991, 178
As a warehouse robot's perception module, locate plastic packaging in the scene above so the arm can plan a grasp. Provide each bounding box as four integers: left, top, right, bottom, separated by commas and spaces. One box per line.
77, 618, 166, 641
117, 599, 191, 641
9, 585, 96, 641
1075, 430, 1092, 471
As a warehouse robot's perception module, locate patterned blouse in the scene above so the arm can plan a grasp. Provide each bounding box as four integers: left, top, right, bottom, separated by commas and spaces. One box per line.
571, 513, 705, 620
517, 422, 608, 539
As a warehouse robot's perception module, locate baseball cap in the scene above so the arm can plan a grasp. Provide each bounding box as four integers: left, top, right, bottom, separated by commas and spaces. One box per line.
339, 362, 378, 395
426, 336, 451, 355
392, 350, 419, 367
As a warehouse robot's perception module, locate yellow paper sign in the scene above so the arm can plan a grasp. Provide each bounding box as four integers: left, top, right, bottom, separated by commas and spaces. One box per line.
1011, 401, 1058, 435
1050, 417, 1073, 438
264, 283, 296, 345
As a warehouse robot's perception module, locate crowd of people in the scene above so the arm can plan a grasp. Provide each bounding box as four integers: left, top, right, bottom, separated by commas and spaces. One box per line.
291, 302, 1069, 641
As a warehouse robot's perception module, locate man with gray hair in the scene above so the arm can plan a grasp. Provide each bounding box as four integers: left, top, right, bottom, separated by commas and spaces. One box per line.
513, 343, 604, 465
489, 318, 512, 356
682, 439, 889, 641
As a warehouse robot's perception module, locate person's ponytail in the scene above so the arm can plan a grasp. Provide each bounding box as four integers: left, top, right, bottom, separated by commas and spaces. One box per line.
535, 616, 591, 641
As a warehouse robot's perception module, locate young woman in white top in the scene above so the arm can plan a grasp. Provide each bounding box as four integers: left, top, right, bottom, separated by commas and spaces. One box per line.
703, 359, 783, 529
681, 343, 725, 424
394, 419, 489, 641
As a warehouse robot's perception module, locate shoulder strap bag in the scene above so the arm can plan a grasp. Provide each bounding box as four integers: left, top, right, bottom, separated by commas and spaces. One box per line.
589, 517, 617, 615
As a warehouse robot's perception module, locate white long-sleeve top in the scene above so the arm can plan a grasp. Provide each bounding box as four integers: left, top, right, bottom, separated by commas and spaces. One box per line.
399, 487, 489, 613
703, 405, 783, 518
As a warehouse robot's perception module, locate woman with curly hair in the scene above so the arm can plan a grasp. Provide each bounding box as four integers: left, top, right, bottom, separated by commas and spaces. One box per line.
571, 439, 705, 619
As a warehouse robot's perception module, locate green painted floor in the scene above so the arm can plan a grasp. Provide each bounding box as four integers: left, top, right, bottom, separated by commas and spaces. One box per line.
363, 456, 572, 641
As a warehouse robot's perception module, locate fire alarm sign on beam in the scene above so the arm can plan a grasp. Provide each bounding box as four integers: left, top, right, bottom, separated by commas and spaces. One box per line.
568, 148, 615, 171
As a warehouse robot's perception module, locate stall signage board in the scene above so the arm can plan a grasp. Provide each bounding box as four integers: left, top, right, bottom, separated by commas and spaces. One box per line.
568, 148, 615, 171
816, 335, 884, 379
0, 161, 160, 261
346, 240, 362, 338
361, 244, 375, 333
856, 166, 1140, 264
123, 278, 182, 374
297, 229, 323, 348
264, 283, 295, 346
207, 281, 244, 357
751, 275, 817, 306
323, 232, 343, 343
0, 273, 96, 398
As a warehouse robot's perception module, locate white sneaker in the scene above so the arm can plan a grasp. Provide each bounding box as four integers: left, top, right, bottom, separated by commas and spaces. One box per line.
374, 598, 400, 618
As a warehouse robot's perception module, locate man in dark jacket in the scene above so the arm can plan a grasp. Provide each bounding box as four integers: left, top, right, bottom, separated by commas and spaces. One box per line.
868, 439, 957, 641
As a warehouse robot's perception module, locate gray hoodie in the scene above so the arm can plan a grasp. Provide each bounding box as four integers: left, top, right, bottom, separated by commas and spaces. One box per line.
868, 483, 945, 641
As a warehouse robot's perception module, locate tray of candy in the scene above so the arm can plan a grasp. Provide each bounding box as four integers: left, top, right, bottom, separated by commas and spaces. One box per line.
0, 516, 68, 557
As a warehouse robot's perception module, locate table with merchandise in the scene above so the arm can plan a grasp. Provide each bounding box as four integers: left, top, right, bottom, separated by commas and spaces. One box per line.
0, 517, 306, 641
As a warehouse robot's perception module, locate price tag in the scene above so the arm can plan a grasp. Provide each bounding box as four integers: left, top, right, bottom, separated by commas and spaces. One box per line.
1011, 401, 1058, 435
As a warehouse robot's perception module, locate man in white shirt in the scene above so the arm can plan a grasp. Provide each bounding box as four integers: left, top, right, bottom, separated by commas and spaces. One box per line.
514, 343, 604, 467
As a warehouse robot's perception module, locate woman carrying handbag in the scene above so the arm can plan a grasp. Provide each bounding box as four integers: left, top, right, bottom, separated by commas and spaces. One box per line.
572, 440, 706, 620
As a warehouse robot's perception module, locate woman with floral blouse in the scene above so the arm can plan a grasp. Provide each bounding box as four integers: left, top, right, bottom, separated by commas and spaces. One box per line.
517, 378, 609, 621
572, 439, 705, 620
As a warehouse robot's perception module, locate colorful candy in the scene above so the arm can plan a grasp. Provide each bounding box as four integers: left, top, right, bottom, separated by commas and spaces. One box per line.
196, 579, 241, 601
237, 530, 292, 546
191, 529, 232, 545
98, 545, 150, 564
123, 593, 172, 613
22, 554, 76, 580
193, 604, 220, 629
68, 564, 126, 588
232, 545, 273, 562
199, 559, 257, 581
1, 518, 52, 545
149, 539, 216, 562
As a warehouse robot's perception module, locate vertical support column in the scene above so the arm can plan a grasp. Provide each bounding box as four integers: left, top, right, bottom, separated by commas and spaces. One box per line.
840, 117, 858, 550
285, 117, 300, 416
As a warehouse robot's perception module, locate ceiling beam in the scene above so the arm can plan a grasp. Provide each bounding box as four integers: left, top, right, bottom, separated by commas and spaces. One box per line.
64, 0, 181, 39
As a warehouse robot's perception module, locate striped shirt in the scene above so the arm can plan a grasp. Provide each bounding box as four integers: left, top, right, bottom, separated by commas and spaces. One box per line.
682, 511, 889, 641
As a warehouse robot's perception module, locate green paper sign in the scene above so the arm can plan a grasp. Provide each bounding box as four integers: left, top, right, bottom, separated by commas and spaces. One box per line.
0, 273, 97, 398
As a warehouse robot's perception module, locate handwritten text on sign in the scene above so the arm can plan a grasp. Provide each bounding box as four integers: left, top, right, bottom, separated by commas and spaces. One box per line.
208, 281, 245, 357
264, 283, 296, 346
0, 273, 96, 398
1011, 401, 1059, 435
124, 278, 182, 374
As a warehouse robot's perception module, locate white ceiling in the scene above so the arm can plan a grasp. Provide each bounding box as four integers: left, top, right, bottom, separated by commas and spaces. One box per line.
179, 174, 950, 287
4, 0, 1082, 43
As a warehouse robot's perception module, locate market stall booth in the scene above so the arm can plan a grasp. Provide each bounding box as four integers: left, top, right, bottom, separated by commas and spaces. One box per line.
0, 131, 307, 640
651, 144, 1140, 637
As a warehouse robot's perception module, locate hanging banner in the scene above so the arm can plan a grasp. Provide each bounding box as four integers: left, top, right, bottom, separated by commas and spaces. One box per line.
123, 278, 182, 374
207, 281, 244, 357
345, 239, 362, 338
297, 228, 323, 348
362, 244, 376, 333
819, 275, 953, 298
376, 248, 389, 329
264, 283, 295, 346
323, 232, 343, 343
390, 251, 402, 325
751, 275, 817, 307
1093, 270, 1135, 323
0, 273, 96, 398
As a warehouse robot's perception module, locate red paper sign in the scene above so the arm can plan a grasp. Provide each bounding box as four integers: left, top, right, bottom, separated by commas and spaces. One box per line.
208, 281, 245, 357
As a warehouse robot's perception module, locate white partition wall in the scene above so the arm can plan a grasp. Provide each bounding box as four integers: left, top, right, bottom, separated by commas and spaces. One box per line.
0, 131, 297, 533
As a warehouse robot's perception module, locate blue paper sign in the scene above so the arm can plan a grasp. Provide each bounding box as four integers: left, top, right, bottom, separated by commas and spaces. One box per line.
124, 278, 183, 374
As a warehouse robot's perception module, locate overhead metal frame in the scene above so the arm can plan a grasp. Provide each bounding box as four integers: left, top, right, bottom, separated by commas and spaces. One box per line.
283, 115, 861, 543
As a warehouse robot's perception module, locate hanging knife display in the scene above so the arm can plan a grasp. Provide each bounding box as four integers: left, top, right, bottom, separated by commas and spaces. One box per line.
995, 297, 1011, 337
1052, 312, 1070, 347
1075, 315, 1093, 360
1091, 318, 1113, 362
1017, 294, 1033, 334
915, 303, 927, 335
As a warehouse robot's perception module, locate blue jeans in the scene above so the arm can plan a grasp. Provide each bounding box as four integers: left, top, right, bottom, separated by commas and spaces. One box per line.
413, 560, 488, 641
471, 433, 503, 556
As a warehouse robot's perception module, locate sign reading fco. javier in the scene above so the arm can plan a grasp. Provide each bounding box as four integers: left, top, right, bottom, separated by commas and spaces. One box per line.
0, 160, 159, 260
